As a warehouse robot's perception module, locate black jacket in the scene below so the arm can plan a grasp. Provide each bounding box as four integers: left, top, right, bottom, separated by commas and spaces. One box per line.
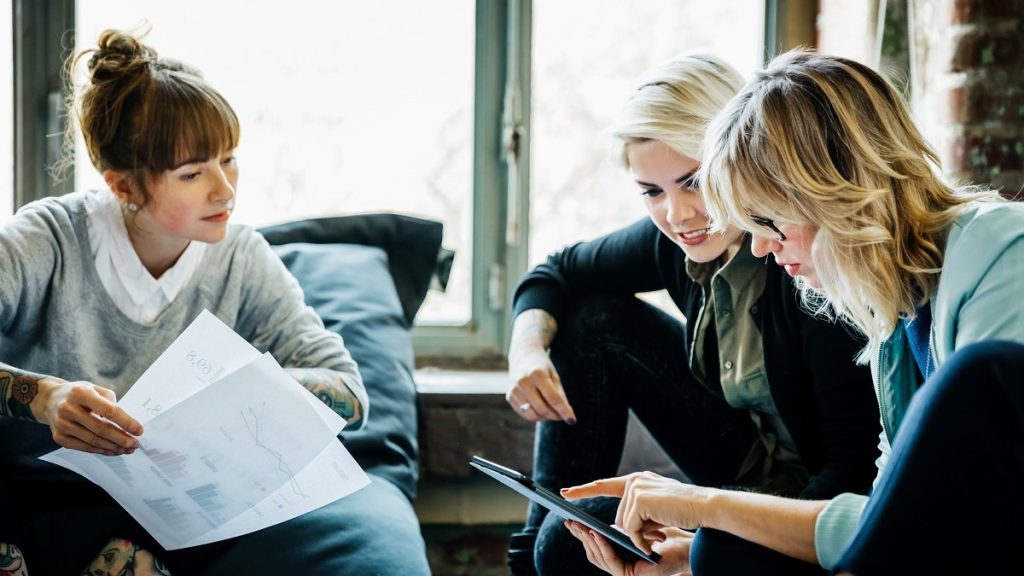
513, 218, 880, 499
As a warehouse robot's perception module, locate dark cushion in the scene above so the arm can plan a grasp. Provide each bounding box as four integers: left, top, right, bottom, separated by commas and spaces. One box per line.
271, 243, 419, 501
259, 213, 444, 326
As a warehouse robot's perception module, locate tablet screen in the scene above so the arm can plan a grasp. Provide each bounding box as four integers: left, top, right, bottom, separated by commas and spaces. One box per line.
470, 455, 661, 565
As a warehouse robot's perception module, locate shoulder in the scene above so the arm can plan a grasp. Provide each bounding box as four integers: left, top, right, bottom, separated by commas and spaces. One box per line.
12, 192, 89, 224
215, 223, 275, 257
948, 201, 1024, 247
942, 202, 1024, 285
4, 192, 94, 246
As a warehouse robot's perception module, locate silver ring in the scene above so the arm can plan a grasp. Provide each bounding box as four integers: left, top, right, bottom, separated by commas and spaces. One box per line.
519, 402, 531, 413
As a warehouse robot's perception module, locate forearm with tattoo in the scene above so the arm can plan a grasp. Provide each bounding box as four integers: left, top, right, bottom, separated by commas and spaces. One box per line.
285, 367, 363, 428
81, 538, 172, 576
510, 309, 559, 352
0, 543, 28, 576
0, 365, 42, 421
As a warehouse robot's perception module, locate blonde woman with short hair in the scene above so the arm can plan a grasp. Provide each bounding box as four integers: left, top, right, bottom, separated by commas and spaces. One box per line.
566, 48, 1024, 576
507, 52, 880, 576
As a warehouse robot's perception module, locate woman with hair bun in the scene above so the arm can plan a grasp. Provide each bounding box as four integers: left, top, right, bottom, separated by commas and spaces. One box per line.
505, 52, 880, 576
570, 48, 1024, 576
0, 29, 429, 575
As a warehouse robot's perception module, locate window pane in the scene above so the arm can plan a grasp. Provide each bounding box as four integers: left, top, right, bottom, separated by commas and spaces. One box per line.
530, 0, 764, 266
1, 0, 11, 222
75, 1, 475, 322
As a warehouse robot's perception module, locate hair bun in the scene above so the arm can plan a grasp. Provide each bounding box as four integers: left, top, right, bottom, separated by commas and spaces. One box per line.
87, 29, 157, 82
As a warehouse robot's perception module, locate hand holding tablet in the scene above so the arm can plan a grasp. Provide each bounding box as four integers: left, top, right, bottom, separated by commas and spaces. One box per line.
469, 456, 662, 565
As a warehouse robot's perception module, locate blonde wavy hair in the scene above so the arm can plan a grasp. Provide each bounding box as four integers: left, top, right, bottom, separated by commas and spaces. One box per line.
700, 48, 1001, 361
608, 52, 745, 168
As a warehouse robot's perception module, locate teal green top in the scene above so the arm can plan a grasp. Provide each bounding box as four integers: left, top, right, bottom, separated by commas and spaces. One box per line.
815, 201, 1024, 568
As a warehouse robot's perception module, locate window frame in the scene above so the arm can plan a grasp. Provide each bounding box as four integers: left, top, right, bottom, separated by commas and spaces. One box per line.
14, 0, 792, 365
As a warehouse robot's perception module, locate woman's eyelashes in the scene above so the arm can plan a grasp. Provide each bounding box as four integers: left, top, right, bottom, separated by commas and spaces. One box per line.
640, 186, 663, 197
176, 156, 235, 183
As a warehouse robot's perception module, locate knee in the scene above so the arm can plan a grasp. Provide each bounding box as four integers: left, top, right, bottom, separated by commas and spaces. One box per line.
942, 340, 1024, 377
535, 498, 619, 576
690, 528, 732, 576
554, 294, 639, 344
925, 340, 1024, 405
690, 528, 792, 576
534, 514, 584, 575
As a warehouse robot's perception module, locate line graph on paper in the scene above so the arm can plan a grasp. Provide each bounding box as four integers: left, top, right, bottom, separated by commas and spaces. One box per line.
241, 402, 306, 498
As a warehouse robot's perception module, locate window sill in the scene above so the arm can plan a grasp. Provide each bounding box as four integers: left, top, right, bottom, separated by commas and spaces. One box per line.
415, 369, 533, 481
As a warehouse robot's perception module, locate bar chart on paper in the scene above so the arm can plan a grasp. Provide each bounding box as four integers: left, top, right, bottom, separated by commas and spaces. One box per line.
142, 447, 190, 482
143, 496, 194, 532
39, 310, 370, 550
186, 483, 228, 523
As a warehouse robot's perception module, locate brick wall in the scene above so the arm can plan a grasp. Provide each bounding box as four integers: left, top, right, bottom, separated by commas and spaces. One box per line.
914, 0, 1024, 194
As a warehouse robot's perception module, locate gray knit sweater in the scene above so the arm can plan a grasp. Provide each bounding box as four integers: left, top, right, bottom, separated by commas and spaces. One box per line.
0, 192, 367, 419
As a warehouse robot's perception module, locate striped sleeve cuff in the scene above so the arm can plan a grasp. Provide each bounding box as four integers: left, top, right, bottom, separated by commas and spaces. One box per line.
814, 492, 869, 569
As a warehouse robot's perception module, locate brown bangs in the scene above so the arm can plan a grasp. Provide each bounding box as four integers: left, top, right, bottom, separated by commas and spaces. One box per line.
134, 69, 240, 172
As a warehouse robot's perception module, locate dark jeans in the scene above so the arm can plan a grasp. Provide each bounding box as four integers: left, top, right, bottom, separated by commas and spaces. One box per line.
0, 421, 430, 575
836, 341, 1024, 575
527, 294, 816, 575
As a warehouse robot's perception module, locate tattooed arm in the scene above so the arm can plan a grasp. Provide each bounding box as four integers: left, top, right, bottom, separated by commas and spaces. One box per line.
0, 542, 28, 576
0, 363, 141, 455
81, 538, 171, 576
505, 309, 576, 424
0, 366, 45, 422
285, 367, 364, 429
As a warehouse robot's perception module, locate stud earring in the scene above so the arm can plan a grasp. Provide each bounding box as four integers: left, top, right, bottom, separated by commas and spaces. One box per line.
126, 202, 138, 212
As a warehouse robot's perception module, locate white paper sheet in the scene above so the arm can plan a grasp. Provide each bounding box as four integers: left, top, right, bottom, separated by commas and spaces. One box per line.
40, 310, 369, 550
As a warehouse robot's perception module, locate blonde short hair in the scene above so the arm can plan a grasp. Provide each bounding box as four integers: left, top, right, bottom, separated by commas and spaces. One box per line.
700, 48, 1000, 361
609, 52, 745, 168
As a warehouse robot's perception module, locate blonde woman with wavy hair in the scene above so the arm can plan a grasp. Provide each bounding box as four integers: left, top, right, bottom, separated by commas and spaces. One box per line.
570, 48, 1024, 576
507, 52, 880, 576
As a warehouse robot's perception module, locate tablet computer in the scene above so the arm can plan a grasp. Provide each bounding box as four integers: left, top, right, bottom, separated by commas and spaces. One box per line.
470, 455, 661, 565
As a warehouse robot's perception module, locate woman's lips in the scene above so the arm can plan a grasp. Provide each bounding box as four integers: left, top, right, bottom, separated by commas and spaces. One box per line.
203, 211, 230, 223
677, 227, 709, 246
783, 263, 801, 277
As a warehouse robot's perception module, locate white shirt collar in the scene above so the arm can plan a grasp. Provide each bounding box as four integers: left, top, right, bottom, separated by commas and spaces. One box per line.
85, 190, 207, 321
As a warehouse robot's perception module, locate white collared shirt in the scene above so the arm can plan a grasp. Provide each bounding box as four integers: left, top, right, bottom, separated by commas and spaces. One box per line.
84, 190, 207, 324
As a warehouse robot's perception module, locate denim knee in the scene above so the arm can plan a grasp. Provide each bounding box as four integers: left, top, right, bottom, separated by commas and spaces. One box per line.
534, 498, 619, 576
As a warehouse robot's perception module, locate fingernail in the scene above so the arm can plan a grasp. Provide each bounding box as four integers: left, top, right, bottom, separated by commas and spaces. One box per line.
560, 488, 569, 494
565, 418, 577, 426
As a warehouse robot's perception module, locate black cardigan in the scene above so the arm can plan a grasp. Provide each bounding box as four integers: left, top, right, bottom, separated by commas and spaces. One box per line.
513, 218, 880, 499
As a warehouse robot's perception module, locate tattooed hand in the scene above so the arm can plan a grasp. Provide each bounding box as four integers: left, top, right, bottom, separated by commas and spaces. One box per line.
0, 542, 28, 576
0, 367, 143, 455
286, 367, 363, 428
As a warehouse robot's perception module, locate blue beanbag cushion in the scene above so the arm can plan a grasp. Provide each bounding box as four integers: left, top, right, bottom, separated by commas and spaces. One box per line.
270, 242, 420, 500
261, 214, 445, 501
260, 213, 445, 327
